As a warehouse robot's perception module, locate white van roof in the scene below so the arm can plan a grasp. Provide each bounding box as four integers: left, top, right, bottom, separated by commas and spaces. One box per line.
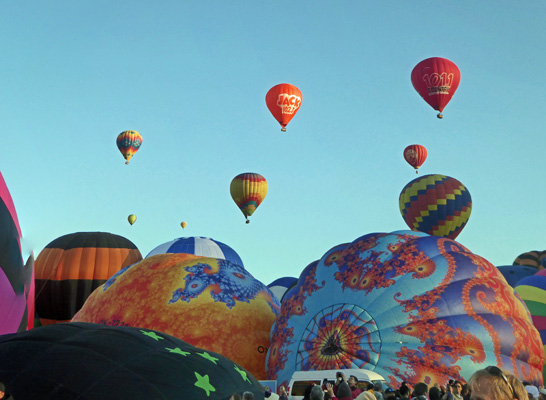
289, 368, 385, 382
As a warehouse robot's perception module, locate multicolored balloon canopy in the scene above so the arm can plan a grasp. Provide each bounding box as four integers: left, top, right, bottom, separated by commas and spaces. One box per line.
116, 130, 143, 164
266, 231, 543, 388
230, 173, 268, 223
146, 236, 244, 268
35, 232, 142, 325
399, 174, 472, 240
513, 250, 546, 269
0, 322, 266, 400
73, 254, 280, 380
0, 171, 34, 334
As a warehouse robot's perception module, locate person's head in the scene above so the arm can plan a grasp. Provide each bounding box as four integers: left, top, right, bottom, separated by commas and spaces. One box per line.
413, 382, 428, 397
367, 382, 375, 391
526, 385, 540, 399
322, 378, 329, 386
303, 384, 315, 400
399, 382, 410, 397
468, 366, 527, 400
230, 394, 242, 400
337, 382, 352, 399
374, 382, 383, 393
242, 391, 255, 400
428, 386, 442, 400
348, 375, 358, 388
0, 383, 4, 400
310, 385, 324, 400
451, 380, 463, 395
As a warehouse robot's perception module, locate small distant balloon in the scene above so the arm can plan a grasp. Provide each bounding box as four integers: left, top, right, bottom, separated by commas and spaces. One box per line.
230, 173, 268, 224
116, 130, 143, 164
403, 144, 427, 173
180, 221, 187, 229
128, 214, 137, 225
266, 83, 302, 132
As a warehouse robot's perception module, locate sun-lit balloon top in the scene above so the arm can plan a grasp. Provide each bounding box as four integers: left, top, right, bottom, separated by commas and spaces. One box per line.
411, 57, 460, 119
266, 83, 302, 132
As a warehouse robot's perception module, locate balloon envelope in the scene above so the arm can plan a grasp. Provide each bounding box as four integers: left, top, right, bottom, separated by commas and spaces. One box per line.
116, 130, 142, 164
266, 83, 302, 131
146, 236, 244, 268
181, 221, 188, 229
399, 174, 472, 240
267, 231, 543, 388
497, 265, 537, 287
411, 57, 460, 117
403, 144, 428, 172
0, 322, 266, 400
73, 254, 280, 380
128, 214, 137, 225
230, 173, 268, 222
35, 232, 142, 325
513, 250, 546, 269
267, 276, 298, 303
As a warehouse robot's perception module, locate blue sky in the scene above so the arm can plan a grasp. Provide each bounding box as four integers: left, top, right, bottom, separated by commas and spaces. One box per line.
1, 2, 545, 285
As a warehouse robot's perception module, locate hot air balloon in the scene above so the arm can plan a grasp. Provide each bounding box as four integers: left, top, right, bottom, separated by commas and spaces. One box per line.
266, 83, 302, 131
73, 254, 280, 380
0, 171, 34, 334
513, 250, 546, 269
497, 265, 537, 287
403, 144, 427, 173
230, 173, 268, 224
116, 130, 143, 164
181, 221, 187, 229
34, 232, 143, 325
128, 214, 137, 225
411, 57, 460, 119
0, 322, 267, 400
267, 277, 298, 303
399, 174, 472, 240
146, 236, 245, 268
266, 231, 544, 389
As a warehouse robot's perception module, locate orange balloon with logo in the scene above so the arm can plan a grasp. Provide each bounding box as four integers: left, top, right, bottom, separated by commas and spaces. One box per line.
266, 83, 302, 131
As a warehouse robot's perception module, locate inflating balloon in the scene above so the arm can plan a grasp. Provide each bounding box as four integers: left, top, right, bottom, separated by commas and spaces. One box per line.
116, 130, 143, 164
181, 221, 187, 229
266, 83, 302, 131
399, 174, 472, 240
266, 231, 544, 388
0, 322, 267, 400
34, 232, 142, 325
403, 144, 427, 173
411, 57, 460, 119
128, 214, 137, 225
73, 254, 280, 380
0, 171, 34, 334
146, 236, 244, 268
230, 173, 268, 224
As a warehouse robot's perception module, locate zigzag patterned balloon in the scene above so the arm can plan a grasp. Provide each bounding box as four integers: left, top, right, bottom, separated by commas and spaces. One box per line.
399, 174, 472, 240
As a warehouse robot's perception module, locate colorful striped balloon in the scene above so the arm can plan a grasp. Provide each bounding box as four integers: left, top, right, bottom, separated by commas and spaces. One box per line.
399, 174, 472, 240
116, 130, 143, 165
515, 274, 546, 382
513, 250, 546, 269
230, 172, 268, 223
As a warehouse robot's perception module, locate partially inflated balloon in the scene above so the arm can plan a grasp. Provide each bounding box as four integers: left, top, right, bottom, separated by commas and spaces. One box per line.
34, 232, 143, 325
399, 174, 472, 240
411, 57, 460, 118
403, 144, 427, 173
128, 214, 137, 225
73, 254, 280, 380
116, 130, 142, 164
266, 83, 302, 131
230, 173, 268, 223
267, 231, 544, 388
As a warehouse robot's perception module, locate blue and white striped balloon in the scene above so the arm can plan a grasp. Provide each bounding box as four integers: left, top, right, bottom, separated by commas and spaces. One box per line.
146, 237, 244, 268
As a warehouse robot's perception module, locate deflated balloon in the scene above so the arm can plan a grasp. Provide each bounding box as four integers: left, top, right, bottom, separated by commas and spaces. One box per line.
116, 130, 143, 164
34, 232, 143, 325
411, 57, 460, 119
266, 231, 544, 388
73, 254, 280, 380
266, 83, 302, 131
230, 173, 268, 223
0, 322, 266, 400
399, 174, 472, 240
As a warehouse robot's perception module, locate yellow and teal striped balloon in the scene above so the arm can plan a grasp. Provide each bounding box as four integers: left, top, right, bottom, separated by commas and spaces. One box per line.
399, 174, 472, 240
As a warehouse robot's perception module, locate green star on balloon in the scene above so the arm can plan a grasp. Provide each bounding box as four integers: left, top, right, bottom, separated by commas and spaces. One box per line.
198, 351, 219, 364
166, 347, 190, 356
194, 372, 215, 396
140, 330, 164, 341
234, 365, 251, 383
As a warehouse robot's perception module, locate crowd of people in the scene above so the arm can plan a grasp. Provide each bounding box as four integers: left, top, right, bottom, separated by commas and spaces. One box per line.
241, 367, 546, 400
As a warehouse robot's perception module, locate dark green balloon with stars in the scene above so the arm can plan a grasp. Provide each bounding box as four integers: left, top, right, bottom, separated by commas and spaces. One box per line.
0, 322, 266, 400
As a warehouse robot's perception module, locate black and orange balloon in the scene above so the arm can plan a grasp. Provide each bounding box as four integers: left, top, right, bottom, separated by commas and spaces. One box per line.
34, 232, 142, 325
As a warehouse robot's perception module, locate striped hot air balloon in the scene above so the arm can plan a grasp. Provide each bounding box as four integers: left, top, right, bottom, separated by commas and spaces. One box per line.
230, 173, 268, 224
399, 174, 472, 240
116, 130, 142, 164
34, 232, 142, 325
513, 250, 546, 269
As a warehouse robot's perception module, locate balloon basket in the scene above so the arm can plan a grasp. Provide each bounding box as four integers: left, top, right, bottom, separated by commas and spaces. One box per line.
281, 127, 287, 132
437, 113, 443, 119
